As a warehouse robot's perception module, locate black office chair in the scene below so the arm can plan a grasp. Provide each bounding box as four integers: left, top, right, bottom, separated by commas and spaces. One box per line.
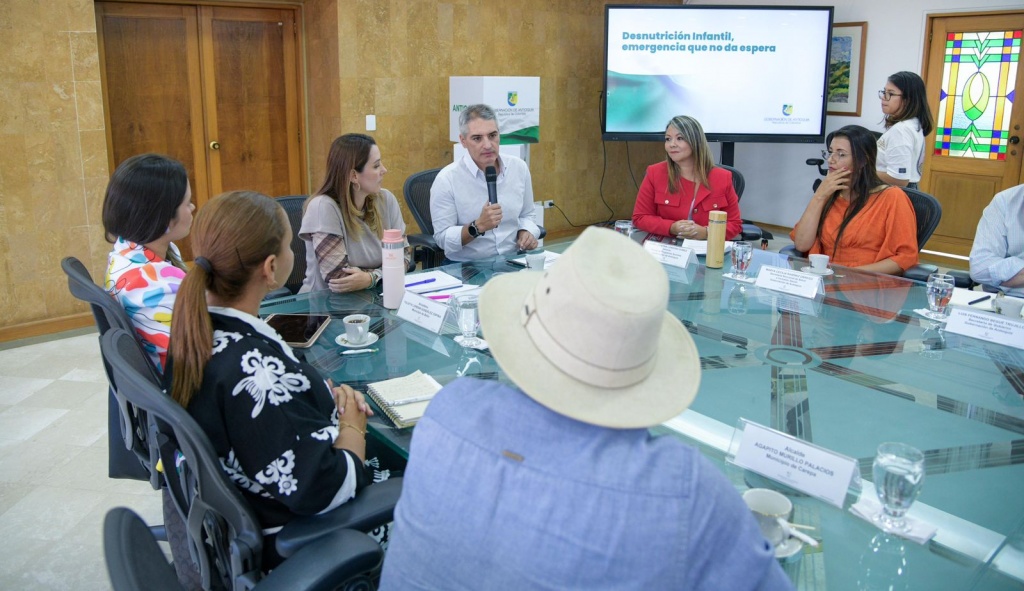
717, 164, 773, 242
103, 505, 381, 591
403, 168, 447, 269
779, 186, 942, 281
265, 195, 308, 298
61, 256, 158, 484
101, 328, 401, 589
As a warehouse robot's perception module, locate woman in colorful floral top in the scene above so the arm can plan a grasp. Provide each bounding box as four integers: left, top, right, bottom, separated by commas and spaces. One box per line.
167, 190, 375, 550
102, 154, 194, 373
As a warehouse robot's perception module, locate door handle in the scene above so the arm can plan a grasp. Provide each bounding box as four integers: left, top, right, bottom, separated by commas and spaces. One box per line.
209, 141, 221, 150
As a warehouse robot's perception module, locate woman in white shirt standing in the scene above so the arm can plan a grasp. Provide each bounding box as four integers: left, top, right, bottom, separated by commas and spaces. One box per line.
877, 71, 933, 188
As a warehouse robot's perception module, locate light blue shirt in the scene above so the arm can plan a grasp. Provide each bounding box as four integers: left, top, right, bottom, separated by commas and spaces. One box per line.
430, 153, 539, 262
970, 184, 1024, 297
380, 378, 793, 591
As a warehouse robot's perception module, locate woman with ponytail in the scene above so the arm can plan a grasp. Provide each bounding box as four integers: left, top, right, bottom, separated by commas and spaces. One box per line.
299, 134, 410, 293
790, 125, 918, 275
167, 190, 375, 544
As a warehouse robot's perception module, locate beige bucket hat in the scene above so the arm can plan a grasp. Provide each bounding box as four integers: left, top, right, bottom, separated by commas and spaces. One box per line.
479, 226, 701, 429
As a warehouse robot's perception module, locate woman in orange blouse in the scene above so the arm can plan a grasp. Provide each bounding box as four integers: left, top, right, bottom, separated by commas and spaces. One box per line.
790, 125, 918, 275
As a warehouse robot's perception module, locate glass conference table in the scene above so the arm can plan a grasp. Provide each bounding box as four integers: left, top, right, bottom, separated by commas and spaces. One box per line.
260, 244, 1024, 590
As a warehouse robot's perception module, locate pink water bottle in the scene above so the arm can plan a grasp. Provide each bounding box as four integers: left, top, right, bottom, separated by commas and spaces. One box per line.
382, 229, 405, 309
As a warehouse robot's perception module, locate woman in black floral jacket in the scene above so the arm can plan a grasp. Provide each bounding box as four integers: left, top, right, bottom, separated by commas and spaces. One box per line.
166, 191, 374, 534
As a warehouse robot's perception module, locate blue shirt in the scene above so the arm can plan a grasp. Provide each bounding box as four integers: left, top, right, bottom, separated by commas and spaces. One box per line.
970, 184, 1024, 297
380, 378, 793, 591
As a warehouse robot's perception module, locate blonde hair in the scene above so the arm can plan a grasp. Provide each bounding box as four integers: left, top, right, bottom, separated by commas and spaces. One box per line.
169, 191, 287, 408
665, 116, 714, 194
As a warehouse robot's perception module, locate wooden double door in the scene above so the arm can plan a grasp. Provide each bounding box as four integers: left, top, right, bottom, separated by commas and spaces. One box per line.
97, 2, 306, 259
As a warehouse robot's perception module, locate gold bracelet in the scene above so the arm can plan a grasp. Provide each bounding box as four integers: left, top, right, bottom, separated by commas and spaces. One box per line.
339, 421, 366, 436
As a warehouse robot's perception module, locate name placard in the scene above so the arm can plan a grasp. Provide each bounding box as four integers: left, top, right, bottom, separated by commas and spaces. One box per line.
396, 292, 448, 334
944, 307, 1024, 350
754, 266, 823, 299
643, 241, 697, 269
732, 421, 857, 507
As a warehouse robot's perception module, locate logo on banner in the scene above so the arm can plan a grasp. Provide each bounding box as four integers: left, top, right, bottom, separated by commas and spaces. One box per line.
782, 104, 793, 116
507, 91, 518, 107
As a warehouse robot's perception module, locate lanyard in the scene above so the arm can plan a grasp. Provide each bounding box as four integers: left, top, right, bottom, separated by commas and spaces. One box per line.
686, 179, 699, 221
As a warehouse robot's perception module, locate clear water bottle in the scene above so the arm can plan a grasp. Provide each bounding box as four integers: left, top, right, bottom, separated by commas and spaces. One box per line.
382, 229, 405, 309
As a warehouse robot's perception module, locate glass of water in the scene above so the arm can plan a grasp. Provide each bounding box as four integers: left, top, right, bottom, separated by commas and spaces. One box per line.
452, 293, 481, 348
731, 241, 753, 280
613, 220, 634, 237
926, 273, 954, 320
872, 442, 925, 533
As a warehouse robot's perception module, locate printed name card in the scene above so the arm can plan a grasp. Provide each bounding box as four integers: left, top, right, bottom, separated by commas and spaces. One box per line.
396, 292, 448, 334
944, 307, 1024, 350
643, 241, 697, 269
754, 266, 823, 299
732, 421, 858, 507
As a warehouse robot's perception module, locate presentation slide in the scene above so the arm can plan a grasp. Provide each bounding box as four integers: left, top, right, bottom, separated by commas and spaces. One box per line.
605, 7, 831, 138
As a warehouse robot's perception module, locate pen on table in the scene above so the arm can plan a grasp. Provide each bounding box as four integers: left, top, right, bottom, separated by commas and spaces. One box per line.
405, 277, 437, 288
968, 295, 991, 306
507, 260, 527, 268
340, 348, 377, 355
391, 393, 435, 406
427, 294, 451, 301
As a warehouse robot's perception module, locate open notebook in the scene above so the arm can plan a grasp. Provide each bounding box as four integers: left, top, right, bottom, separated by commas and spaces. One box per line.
365, 370, 443, 428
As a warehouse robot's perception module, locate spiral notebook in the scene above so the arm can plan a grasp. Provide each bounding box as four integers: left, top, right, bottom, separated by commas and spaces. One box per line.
365, 370, 443, 428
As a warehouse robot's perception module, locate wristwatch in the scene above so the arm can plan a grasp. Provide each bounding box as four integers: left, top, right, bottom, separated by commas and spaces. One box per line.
468, 220, 484, 238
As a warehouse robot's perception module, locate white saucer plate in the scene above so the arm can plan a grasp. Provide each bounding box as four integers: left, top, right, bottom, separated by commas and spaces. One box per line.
775, 536, 804, 561
800, 266, 834, 276
335, 332, 379, 348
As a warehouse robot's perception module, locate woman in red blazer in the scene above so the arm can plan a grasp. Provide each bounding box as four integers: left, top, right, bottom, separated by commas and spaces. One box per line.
632, 116, 743, 240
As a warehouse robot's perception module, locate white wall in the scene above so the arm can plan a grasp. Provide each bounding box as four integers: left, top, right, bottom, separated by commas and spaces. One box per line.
693, 0, 1016, 229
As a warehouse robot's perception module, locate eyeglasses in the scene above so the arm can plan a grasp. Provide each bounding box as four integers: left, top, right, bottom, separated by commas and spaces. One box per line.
822, 150, 850, 161
878, 89, 903, 100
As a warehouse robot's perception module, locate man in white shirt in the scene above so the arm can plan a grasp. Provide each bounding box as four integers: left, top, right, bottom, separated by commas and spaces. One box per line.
970, 184, 1024, 297
430, 104, 540, 262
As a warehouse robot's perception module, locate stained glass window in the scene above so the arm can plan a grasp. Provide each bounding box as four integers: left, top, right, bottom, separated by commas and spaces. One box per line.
934, 30, 1020, 160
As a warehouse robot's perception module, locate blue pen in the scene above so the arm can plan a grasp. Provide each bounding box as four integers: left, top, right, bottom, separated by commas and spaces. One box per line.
405, 277, 437, 288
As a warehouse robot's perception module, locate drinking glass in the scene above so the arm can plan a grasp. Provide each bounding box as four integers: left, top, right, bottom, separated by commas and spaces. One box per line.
731, 241, 753, 279
872, 442, 925, 533
452, 294, 481, 348
926, 273, 954, 320
613, 220, 634, 237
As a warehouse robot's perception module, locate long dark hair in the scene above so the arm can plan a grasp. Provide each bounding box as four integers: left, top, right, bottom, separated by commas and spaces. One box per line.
307, 134, 382, 239
102, 153, 189, 266
815, 125, 885, 259
169, 191, 287, 408
885, 71, 933, 136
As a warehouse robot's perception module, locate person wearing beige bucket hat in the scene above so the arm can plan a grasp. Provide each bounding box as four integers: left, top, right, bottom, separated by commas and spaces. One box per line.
380, 227, 792, 590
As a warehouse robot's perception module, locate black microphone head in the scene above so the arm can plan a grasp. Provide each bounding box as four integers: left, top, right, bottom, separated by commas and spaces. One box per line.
485, 166, 497, 183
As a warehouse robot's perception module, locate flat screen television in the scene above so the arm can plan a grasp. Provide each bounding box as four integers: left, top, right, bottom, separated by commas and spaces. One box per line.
603, 5, 834, 144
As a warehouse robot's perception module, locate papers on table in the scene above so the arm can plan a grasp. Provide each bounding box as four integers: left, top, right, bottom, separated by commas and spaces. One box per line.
681, 239, 734, 255
404, 270, 462, 294
949, 287, 995, 311
510, 251, 561, 269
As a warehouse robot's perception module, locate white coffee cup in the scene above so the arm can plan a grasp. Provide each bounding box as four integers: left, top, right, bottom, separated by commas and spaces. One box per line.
342, 314, 370, 345
525, 252, 547, 270
808, 254, 830, 272
995, 296, 1024, 319
742, 488, 793, 547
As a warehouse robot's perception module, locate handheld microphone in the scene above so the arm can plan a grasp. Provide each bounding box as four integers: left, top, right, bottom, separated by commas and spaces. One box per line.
485, 166, 498, 205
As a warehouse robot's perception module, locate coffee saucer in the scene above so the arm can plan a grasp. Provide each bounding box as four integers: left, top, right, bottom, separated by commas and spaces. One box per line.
800, 266, 834, 276
775, 536, 804, 561
335, 333, 379, 348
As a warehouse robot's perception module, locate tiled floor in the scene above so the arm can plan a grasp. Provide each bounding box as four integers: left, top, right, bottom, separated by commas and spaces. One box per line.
0, 330, 162, 590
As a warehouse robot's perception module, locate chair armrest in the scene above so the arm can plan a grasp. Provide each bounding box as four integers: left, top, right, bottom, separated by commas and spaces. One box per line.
779, 245, 804, 258
947, 269, 974, 289
903, 263, 938, 283
407, 233, 438, 249
259, 529, 382, 591
275, 477, 402, 558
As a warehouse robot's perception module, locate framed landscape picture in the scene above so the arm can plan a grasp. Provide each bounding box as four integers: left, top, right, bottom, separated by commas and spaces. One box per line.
827, 22, 867, 116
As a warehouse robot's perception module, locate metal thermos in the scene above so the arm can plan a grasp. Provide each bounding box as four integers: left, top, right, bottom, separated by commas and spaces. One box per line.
382, 229, 405, 309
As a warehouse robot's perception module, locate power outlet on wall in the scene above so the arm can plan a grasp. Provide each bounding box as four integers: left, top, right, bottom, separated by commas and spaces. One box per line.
542, 200, 555, 209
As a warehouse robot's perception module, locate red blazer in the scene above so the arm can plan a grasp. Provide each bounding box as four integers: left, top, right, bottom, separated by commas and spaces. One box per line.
632, 162, 743, 240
